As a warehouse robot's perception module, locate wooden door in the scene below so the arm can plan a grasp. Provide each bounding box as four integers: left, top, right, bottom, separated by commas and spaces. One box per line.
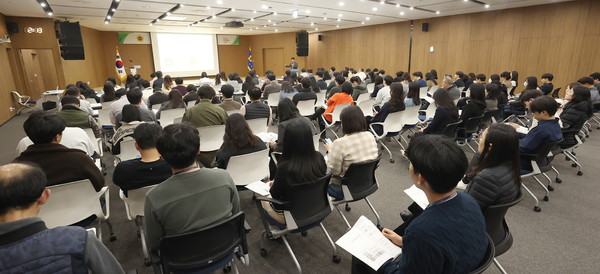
0, 48, 18, 123
20, 49, 59, 99
262, 48, 284, 77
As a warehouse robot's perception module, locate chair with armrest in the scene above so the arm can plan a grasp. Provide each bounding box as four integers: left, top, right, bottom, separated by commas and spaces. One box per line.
11, 91, 36, 115
38, 179, 116, 242
467, 234, 495, 274
357, 99, 374, 117
331, 156, 382, 229
254, 173, 340, 273
369, 112, 405, 163
457, 115, 484, 153
321, 103, 351, 139
556, 128, 585, 176
551, 87, 561, 98
442, 120, 463, 140
119, 186, 156, 266
520, 139, 562, 212
482, 193, 523, 274
297, 100, 317, 117
151, 211, 249, 274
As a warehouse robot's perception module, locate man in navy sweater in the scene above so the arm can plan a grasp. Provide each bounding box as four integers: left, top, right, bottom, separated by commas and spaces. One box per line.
352, 134, 488, 273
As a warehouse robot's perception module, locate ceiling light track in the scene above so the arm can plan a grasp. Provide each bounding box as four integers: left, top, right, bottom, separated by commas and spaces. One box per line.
37, 0, 54, 16
150, 3, 184, 26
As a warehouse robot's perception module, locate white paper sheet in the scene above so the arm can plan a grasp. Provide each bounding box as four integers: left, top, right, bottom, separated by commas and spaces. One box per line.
336, 216, 402, 271
404, 185, 429, 209
423, 96, 434, 103
245, 180, 271, 196
256, 132, 278, 143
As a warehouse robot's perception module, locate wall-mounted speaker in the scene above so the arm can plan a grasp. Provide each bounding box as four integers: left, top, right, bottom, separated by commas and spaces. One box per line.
296, 31, 309, 56
318, 34, 323, 41
422, 23, 429, 32
7, 22, 18, 34
54, 21, 85, 60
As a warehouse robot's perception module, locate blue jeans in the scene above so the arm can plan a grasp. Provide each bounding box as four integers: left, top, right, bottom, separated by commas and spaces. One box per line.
328, 184, 344, 200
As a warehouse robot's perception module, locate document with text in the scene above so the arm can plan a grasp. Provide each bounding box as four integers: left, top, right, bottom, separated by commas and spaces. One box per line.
404, 184, 429, 209
336, 216, 402, 270
245, 180, 271, 196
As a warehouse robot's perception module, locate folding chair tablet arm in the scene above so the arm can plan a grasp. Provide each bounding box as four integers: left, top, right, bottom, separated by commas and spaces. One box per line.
368, 122, 386, 138
254, 196, 291, 207
98, 186, 110, 220
321, 112, 335, 126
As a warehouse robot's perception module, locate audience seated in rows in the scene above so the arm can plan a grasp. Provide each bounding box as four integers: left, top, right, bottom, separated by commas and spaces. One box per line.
367, 82, 406, 136
242, 75, 256, 94
457, 84, 487, 138
76, 81, 100, 103
240, 87, 272, 125
279, 81, 298, 101
292, 77, 317, 106
58, 96, 102, 138
412, 72, 427, 88
352, 134, 487, 273
0, 163, 124, 273
317, 82, 354, 136
214, 114, 267, 169
514, 96, 563, 173
327, 75, 346, 99
14, 112, 104, 191
148, 87, 168, 107
113, 123, 171, 197
440, 77, 461, 100
17, 126, 96, 157
325, 106, 378, 200
350, 76, 367, 101
162, 75, 173, 92
404, 82, 421, 107
116, 88, 156, 126
484, 83, 501, 112
144, 123, 240, 251
156, 90, 186, 119
261, 118, 327, 224
110, 104, 146, 155
373, 76, 394, 109
183, 84, 198, 104
559, 85, 593, 148
539, 73, 554, 95
316, 70, 328, 90
425, 72, 438, 91
152, 71, 164, 90
502, 89, 543, 119
110, 87, 148, 125
101, 81, 116, 103
173, 77, 187, 96
64, 86, 94, 115
578, 76, 599, 110
219, 84, 242, 111
420, 90, 459, 135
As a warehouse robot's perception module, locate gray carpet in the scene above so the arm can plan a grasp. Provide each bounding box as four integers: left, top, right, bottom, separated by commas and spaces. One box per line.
2, 111, 600, 273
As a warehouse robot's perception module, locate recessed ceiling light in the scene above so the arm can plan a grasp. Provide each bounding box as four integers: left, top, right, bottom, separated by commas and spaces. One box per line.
436, 11, 440, 14
220, 26, 223, 29
149, 23, 153, 25
207, 6, 211, 10
156, 18, 160, 21
315, 28, 319, 31
336, 25, 339, 28
396, 4, 400, 8
112, 8, 116, 12
365, 16, 370, 20
250, 18, 254, 21
231, 8, 235, 12
323, 17, 327, 20
166, 12, 171, 15
213, 15, 217, 18
338, 14, 342, 17
361, 21, 365, 24
273, 12, 277, 15
275, 29, 278, 32
484, 4, 490, 8
338, 2, 344, 7
107, 15, 112, 19
380, 1, 385, 5
180, 4, 184, 7
217, 0, 223, 4
337, 18, 341, 22
310, 22, 314, 26
261, 4, 268, 9
464, 0, 468, 2
273, 23, 276, 26
306, 10, 311, 14
104, 21, 109, 24
47, 12, 53, 16
40, 2, 46, 7
409, 6, 414, 10
253, 10, 257, 13
400, 11, 405, 16
268, 19, 271, 22
372, 7, 378, 11
292, 11, 298, 18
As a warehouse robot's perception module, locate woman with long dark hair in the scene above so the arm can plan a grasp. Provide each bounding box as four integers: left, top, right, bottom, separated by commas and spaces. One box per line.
465, 123, 521, 210
261, 119, 327, 224
524, 76, 538, 91
421, 90, 459, 134
163, 75, 173, 91
368, 83, 406, 135
101, 81, 116, 102
370, 75, 385, 98
425, 72, 438, 91
457, 84, 487, 137
404, 82, 421, 107
484, 83, 501, 111
559, 85, 593, 148
510, 71, 519, 96
279, 81, 298, 101
214, 113, 267, 169
242, 75, 256, 93
76, 81, 100, 102
215, 71, 228, 85
156, 89, 186, 119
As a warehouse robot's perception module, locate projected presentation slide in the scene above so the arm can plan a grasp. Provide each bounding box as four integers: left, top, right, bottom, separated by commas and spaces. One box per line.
151, 33, 220, 77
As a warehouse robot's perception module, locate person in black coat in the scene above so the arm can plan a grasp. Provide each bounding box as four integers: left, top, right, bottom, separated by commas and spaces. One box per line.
214, 114, 267, 169
559, 85, 593, 148
457, 84, 487, 138
464, 123, 521, 211
367, 83, 406, 135
421, 89, 459, 135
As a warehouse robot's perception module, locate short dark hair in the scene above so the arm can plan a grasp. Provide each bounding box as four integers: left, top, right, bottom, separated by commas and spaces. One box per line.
198, 85, 216, 99
578, 76, 594, 86
267, 73, 276, 81
412, 71, 423, 78
133, 123, 162, 150
301, 77, 311, 89
277, 98, 299, 122
341, 82, 353, 94
175, 77, 183, 85
23, 112, 66, 144
141, 80, 150, 88
406, 134, 468, 194
65, 86, 80, 97
150, 73, 157, 78
291, 57, 295, 60
127, 87, 143, 104
541, 73, 554, 81
529, 96, 559, 116
476, 74, 486, 81
330, 66, 336, 71
335, 75, 345, 85
115, 88, 127, 98
248, 87, 262, 100
60, 95, 80, 106
340, 105, 367, 134
384, 75, 394, 86
186, 84, 197, 92
316, 71, 324, 78
307, 68, 313, 73
519, 89, 543, 104
156, 123, 200, 169
590, 72, 600, 81
220, 85, 234, 98
0, 163, 47, 215
350, 76, 362, 84
155, 71, 163, 78
121, 104, 142, 123
500, 71, 511, 80
107, 77, 117, 85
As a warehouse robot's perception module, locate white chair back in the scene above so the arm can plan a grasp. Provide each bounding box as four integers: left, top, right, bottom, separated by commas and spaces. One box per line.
226, 109, 240, 116
297, 100, 316, 116
159, 108, 185, 126
173, 117, 183, 124
197, 125, 226, 151
187, 101, 196, 109
152, 104, 161, 110
39, 180, 109, 228
97, 108, 113, 127
330, 103, 351, 123
118, 138, 138, 162
358, 100, 374, 117
101, 101, 113, 109
356, 93, 371, 103
424, 103, 437, 120
85, 98, 97, 104
247, 118, 268, 134
400, 106, 421, 126
366, 83, 375, 94
226, 149, 270, 186
316, 92, 326, 104
419, 87, 429, 99
119, 185, 156, 220
83, 128, 101, 156
267, 92, 280, 107
313, 134, 320, 151
379, 111, 405, 136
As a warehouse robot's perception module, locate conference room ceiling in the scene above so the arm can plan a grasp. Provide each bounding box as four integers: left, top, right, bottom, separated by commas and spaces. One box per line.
1, 0, 574, 35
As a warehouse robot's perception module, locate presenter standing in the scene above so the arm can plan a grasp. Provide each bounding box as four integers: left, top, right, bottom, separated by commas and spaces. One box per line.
286, 57, 299, 73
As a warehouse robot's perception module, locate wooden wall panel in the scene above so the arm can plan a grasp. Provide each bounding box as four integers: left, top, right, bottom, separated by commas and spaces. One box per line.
248, 32, 305, 77
100, 32, 154, 85
0, 13, 18, 124
61, 26, 106, 88
217, 35, 251, 77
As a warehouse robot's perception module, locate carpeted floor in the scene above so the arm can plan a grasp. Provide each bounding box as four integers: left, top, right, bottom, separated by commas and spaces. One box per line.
2, 110, 600, 273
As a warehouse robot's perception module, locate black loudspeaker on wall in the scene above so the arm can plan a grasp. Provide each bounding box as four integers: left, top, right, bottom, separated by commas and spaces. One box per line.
7, 22, 18, 34
296, 31, 309, 56
54, 21, 85, 60
422, 23, 429, 32
318, 34, 323, 41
